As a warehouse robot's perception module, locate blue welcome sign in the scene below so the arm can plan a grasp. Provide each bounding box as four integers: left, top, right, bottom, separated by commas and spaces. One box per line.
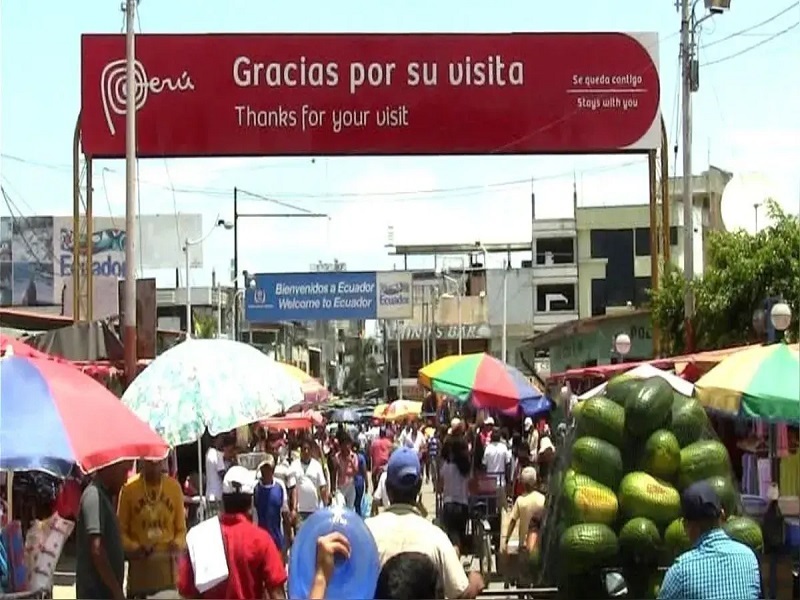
245, 271, 413, 322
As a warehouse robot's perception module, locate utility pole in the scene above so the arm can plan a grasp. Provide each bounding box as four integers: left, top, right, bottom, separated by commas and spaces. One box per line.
123, 0, 138, 383
680, 0, 695, 351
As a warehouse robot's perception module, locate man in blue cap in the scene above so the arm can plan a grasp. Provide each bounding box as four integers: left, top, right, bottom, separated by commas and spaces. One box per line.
658, 480, 761, 599
365, 447, 485, 599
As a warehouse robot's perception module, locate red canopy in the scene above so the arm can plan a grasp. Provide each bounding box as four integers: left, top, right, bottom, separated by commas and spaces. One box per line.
261, 416, 314, 431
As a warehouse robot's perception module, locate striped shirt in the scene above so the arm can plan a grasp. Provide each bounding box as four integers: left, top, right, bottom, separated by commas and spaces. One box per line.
427, 436, 440, 458
658, 529, 761, 600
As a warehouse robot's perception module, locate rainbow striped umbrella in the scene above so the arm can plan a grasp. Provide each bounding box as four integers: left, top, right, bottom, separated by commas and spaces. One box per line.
695, 343, 799, 422
419, 352, 547, 412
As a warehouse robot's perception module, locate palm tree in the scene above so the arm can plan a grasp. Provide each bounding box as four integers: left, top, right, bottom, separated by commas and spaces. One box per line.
193, 313, 217, 339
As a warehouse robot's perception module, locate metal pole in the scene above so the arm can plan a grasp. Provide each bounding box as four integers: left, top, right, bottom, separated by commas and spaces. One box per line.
457, 288, 463, 355
680, 0, 695, 351
431, 288, 438, 361
123, 0, 138, 383
501, 266, 508, 363
184, 240, 192, 338
216, 285, 222, 338
233, 187, 239, 340
72, 115, 81, 322
395, 320, 404, 400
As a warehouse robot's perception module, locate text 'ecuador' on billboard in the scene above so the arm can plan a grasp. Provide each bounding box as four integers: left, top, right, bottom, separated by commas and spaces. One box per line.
80, 32, 661, 158
245, 271, 413, 322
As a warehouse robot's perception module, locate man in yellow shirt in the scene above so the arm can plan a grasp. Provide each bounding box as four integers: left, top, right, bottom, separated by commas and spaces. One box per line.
117, 459, 187, 598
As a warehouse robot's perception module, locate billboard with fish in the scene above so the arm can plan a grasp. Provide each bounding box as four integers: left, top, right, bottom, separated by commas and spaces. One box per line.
0, 214, 203, 307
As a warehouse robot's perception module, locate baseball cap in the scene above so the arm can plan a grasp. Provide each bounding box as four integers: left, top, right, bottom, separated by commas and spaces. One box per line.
484, 417, 495, 426
681, 480, 722, 521
386, 447, 422, 491
523, 417, 533, 431
222, 465, 256, 495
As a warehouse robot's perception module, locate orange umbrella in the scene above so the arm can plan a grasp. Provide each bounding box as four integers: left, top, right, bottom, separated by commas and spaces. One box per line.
277, 362, 330, 404
383, 400, 423, 422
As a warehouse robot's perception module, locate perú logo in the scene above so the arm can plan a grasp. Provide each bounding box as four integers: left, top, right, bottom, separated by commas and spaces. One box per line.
100, 59, 195, 136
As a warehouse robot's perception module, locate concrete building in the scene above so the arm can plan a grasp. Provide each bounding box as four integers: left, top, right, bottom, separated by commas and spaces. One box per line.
521, 165, 732, 374
385, 268, 491, 400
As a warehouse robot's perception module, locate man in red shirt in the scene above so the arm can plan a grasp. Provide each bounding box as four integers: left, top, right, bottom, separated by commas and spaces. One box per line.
177, 466, 287, 599
369, 428, 393, 490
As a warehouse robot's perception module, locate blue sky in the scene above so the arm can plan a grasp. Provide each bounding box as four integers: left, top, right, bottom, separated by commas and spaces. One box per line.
1, 0, 798, 288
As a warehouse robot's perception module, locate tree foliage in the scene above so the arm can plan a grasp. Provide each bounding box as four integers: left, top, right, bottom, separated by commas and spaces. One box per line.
650, 200, 800, 354
193, 313, 218, 339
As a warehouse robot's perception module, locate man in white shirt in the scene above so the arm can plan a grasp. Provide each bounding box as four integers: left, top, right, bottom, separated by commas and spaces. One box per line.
372, 469, 390, 513
399, 421, 426, 457
365, 448, 484, 599
290, 438, 328, 521
204, 434, 236, 503
483, 429, 511, 504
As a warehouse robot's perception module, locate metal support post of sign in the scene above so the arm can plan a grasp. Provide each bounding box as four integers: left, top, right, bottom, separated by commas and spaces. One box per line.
231, 187, 328, 341
395, 320, 404, 400
122, 0, 138, 384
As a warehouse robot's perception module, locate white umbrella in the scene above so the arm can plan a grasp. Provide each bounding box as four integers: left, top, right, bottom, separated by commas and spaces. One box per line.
121, 339, 303, 507
578, 364, 694, 401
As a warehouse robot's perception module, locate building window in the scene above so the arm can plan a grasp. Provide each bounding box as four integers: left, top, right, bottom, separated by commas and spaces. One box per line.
670, 226, 679, 246
634, 228, 651, 256
535, 237, 574, 265
591, 279, 606, 316
634, 277, 651, 306
536, 284, 576, 312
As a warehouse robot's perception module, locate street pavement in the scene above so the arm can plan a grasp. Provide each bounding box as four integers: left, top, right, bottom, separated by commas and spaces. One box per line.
51, 479, 504, 599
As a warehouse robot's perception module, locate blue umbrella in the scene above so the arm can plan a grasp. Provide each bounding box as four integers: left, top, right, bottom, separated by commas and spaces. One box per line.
519, 394, 553, 418
330, 408, 361, 423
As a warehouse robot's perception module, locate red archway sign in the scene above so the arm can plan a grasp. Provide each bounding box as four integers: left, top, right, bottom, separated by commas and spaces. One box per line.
80, 32, 661, 158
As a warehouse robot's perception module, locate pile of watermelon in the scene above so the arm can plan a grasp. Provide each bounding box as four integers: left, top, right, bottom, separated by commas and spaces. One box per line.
540, 375, 763, 597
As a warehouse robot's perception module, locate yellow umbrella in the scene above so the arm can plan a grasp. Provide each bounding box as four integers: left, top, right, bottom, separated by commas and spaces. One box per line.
372, 403, 389, 418
383, 400, 423, 422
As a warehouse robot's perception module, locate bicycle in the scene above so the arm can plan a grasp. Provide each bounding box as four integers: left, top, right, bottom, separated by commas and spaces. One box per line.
469, 500, 494, 581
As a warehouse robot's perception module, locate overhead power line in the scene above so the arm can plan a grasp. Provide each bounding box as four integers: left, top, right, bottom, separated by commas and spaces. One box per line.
702, 2, 798, 48
702, 21, 798, 66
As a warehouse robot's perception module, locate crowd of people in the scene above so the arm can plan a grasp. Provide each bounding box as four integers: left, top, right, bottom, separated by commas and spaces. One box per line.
65, 407, 765, 600
64, 411, 559, 599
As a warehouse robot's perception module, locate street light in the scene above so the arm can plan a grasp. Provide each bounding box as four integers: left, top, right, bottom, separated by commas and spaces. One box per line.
770, 301, 792, 333
614, 332, 632, 360
680, 0, 732, 350
217, 275, 255, 338
184, 217, 234, 339
441, 274, 463, 355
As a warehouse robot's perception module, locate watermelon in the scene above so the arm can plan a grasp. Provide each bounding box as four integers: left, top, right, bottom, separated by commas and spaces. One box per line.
619, 517, 662, 564
605, 376, 643, 407
678, 440, 731, 488
704, 475, 738, 516
618, 472, 682, 525
724, 516, 764, 552
559, 523, 619, 573
575, 397, 625, 446
664, 517, 692, 558
563, 471, 619, 525
625, 377, 674, 436
671, 394, 709, 447
571, 436, 624, 489
640, 429, 681, 480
